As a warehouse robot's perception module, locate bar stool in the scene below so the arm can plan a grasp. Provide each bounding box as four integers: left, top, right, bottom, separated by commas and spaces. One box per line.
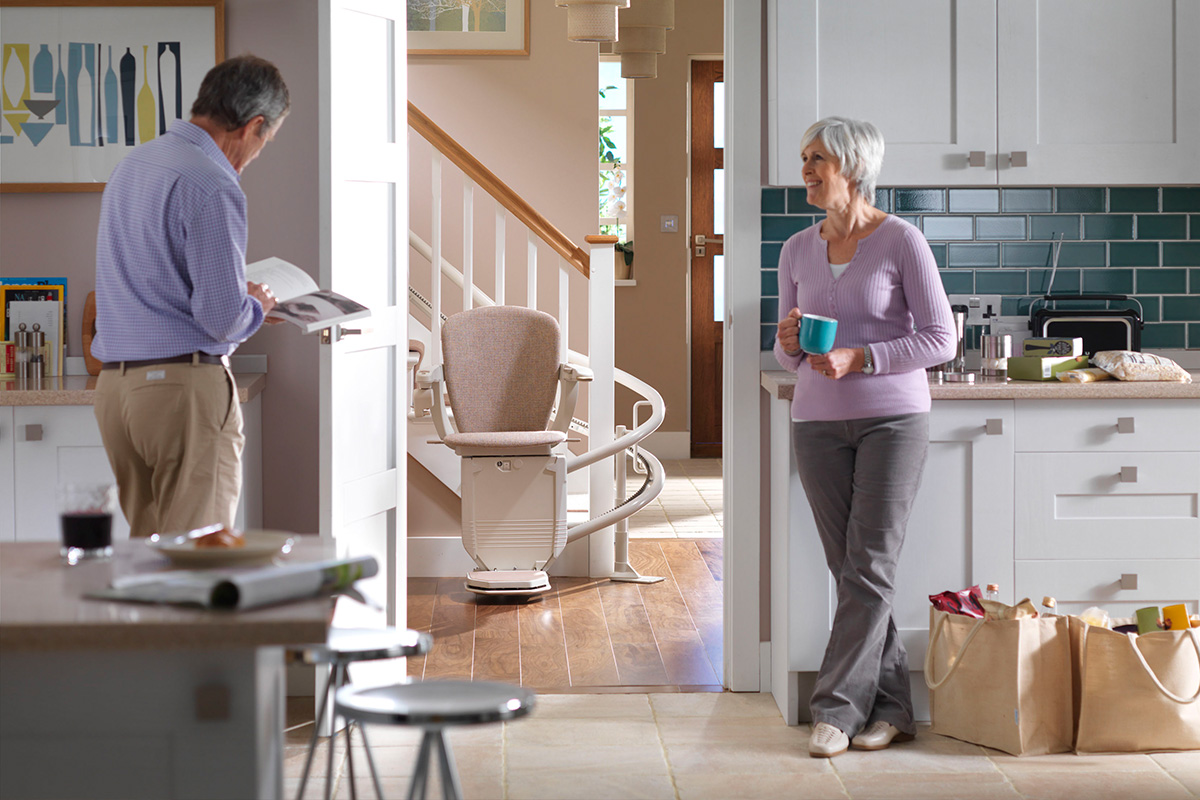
294, 628, 433, 800
335, 680, 536, 800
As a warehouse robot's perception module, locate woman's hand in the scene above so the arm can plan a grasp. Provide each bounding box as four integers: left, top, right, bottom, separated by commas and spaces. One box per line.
777, 308, 802, 355
807, 347, 864, 380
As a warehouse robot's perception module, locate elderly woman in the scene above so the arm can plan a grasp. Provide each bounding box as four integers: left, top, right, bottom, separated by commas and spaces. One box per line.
775, 117, 956, 758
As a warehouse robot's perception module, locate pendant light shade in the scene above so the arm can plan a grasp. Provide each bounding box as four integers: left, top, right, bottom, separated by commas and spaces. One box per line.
557, 0, 631, 43
614, 0, 675, 79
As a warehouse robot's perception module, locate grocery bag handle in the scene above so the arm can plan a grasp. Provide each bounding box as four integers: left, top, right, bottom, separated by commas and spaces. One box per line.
923, 611, 987, 690
1112, 627, 1200, 705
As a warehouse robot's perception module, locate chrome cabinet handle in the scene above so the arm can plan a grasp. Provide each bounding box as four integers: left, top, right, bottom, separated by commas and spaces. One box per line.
1120, 573, 1138, 591
23, 424, 43, 442
968, 151, 986, 167
1010, 151, 1028, 167
985, 418, 1004, 436
1117, 417, 1135, 434
1120, 466, 1138, 483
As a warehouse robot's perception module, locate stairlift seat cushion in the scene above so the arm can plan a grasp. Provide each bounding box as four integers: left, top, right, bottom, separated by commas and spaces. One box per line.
444, 430, 567, 449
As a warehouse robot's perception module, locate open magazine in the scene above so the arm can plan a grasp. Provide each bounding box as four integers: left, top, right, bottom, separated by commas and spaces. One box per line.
246, 257, 370, 334
85, 554, 378, 610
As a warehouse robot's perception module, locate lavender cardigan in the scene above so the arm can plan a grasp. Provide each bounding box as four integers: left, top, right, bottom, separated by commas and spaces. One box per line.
774, 215, 956, 421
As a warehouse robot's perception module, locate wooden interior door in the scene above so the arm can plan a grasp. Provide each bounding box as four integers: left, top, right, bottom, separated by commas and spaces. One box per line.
690, 59, 723, 458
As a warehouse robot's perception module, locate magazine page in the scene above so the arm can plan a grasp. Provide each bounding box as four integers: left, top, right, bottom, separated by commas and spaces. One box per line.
245, 257, 320, 301
270, 291, 371, 335
87, 554, 379, 610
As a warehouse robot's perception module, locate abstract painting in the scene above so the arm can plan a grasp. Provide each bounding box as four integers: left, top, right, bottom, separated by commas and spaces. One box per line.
407, 0, 528, 55
0, 0, 223, 192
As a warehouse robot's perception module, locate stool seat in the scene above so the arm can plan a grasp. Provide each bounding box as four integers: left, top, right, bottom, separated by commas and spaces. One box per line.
297, 627, 432, 665
336, 680, 535, 728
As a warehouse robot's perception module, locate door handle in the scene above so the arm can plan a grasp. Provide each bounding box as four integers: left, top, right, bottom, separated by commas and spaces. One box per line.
984, 418, 1003, 436
694, 234, 723, 246
23, 424, 43, 442
1120, 573, 1138, 591
1116, 417, 1135, 434
1119, 466, 1138, 483
319, 326, 363, 345
968, 151, 986, 167
1009, 151, 1028, 167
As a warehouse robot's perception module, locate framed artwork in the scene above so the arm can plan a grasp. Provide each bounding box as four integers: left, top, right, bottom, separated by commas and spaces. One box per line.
407, 0, 528, 56
0, 0, 224, 193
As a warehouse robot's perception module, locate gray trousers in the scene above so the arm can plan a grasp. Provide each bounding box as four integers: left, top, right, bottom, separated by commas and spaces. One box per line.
792, 413, 929, 737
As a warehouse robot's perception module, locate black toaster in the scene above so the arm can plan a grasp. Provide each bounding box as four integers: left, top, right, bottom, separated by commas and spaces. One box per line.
1029, 294, 1143, 356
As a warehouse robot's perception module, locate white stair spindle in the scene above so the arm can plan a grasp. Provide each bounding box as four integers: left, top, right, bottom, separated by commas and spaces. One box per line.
431, 154, 442, 363
558, 257, 570, 363
463, 183, 474, 310
494, 206, 506, 305
527, 231, 538, 310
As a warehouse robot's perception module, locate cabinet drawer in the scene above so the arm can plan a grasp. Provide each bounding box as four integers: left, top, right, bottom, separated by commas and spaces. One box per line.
1015, 452, 1200, 559
1016, 560, 1199, 621
1015, 399, 1200, 452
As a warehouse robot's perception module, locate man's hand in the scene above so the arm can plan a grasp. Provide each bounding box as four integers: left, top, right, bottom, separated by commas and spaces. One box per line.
777, 308, 802, 355
247, 281, 282, 323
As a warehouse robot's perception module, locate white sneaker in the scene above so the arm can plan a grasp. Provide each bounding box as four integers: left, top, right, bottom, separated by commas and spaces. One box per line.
850, 720, 915, 751
808, 722, 849, 758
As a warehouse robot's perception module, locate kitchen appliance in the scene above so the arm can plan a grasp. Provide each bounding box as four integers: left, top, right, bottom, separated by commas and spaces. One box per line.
980, 334, 1012, 382
942, 305, 976, 382
1029, 295, 1143, 357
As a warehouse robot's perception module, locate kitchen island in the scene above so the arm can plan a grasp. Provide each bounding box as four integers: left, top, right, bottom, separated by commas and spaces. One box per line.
761, 368, 1200, 725
0, 537, 333, 800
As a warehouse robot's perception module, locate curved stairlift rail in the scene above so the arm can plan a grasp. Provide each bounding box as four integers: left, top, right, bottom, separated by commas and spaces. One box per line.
408, 102, 590, 278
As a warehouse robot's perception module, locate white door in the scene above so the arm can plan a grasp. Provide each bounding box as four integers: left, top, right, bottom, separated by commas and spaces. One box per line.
319, 0, 407, 627
768, 0, 998, 187
998, 0, 1200, 184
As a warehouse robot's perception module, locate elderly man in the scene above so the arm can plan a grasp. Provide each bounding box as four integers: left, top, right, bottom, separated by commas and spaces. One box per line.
93, 54, 289, 538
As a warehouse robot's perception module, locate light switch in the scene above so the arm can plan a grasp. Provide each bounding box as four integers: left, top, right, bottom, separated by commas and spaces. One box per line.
660, 215, 678, 233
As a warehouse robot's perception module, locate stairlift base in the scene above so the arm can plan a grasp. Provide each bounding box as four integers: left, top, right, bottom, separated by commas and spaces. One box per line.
609, 564, 665, 584
465, 569, 552, 597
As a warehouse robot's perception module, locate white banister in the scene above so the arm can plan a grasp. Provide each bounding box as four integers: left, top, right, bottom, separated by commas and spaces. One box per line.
558, 257, 569, 363
463, 183, 473, 310
494, 205, 505, 305
527, 231, 538, 310
585, 237, 616, 578
431, 154, 443, 364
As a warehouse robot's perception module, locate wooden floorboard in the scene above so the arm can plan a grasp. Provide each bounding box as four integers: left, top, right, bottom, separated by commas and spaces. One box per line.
410, 539, 724, 690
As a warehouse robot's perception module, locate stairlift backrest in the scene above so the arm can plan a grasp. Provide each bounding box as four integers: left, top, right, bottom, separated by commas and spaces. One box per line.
441, 306, 561, 435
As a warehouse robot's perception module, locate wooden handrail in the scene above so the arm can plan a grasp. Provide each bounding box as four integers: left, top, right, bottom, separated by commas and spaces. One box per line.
408, 102, 591, 279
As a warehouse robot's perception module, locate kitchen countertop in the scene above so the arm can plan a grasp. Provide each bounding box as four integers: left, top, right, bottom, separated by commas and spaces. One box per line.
0, 372, 267, 406
761, 369, 1200, 402
0, 537, 333, 651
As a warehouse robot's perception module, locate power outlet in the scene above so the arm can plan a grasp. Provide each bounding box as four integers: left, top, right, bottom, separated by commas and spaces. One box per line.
947, 294, 1003, 327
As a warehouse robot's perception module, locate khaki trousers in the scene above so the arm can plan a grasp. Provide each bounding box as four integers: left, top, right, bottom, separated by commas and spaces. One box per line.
94, 358, 244, 538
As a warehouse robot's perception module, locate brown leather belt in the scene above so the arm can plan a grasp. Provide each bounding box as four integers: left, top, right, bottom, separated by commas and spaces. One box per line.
101, 353, 228, 370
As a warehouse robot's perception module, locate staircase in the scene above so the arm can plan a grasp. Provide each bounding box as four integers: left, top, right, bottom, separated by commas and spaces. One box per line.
406, 103, 665, 579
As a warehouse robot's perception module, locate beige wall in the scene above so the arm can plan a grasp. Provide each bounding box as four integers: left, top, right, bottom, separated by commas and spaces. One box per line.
614, 0, 724, 437
0, 0, 323, 535
407, 2, 598, 536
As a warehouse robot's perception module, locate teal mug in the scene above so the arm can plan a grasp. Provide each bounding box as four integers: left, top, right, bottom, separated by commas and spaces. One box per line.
799, 314, 838, 354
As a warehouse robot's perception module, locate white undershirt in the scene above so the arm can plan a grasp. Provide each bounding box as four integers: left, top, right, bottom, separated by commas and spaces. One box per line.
829, 261, 851, 280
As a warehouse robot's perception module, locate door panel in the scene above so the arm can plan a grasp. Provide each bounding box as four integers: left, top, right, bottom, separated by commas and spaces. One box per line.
690, 59, 723, 458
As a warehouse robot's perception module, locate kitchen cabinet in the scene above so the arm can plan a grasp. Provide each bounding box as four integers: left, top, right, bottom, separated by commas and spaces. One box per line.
2, 387, 263, 541
0, 408, 13, 542
768, 0, 1200, 186
768, 393, 1014, 725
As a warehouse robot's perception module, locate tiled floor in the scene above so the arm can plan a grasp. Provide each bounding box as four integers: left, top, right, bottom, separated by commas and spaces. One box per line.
284, 692, 1200, 799
626, 458, 723, 539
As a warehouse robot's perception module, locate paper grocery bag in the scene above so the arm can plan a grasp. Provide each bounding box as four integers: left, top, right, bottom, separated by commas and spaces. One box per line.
924, 608, 1073, 756
1075, 624, 1200, 753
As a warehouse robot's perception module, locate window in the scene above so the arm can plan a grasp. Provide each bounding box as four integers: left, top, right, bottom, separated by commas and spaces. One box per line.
598, 57, 632, 242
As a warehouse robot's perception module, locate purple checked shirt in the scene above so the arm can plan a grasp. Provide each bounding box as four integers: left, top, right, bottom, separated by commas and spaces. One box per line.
92, 119, 264, 361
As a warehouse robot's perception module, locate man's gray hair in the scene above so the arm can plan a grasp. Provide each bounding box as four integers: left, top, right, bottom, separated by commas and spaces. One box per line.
801, 117, 885, 205
191, 55, 290, 133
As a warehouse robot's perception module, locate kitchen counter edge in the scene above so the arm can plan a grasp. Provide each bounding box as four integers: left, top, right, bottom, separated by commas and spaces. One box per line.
0, 372, 267, 406
761, 370, 1200, 402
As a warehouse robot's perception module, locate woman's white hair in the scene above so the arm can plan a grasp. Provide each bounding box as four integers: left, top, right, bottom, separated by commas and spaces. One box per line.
800, 117, 885, 205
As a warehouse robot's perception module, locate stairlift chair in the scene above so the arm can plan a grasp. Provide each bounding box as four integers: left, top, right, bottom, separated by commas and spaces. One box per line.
424, 305, 591, 596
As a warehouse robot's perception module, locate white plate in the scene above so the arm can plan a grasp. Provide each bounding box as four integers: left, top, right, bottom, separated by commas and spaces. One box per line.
146, 528, 295, 567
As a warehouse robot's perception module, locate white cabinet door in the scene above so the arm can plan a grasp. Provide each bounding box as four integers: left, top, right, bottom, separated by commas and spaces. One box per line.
0, 408, 14, 542
768, 0, 997, 187
998, 0, 1200, 184
12, 406, 131, 543
784, 400, 1014, 671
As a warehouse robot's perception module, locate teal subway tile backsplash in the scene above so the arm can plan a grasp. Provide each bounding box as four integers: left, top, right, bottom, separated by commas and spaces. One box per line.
759, 185, 1200, 351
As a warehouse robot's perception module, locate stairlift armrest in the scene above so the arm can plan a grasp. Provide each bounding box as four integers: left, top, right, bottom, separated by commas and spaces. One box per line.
550, 364, 589, 434
417, 366, 454, 442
